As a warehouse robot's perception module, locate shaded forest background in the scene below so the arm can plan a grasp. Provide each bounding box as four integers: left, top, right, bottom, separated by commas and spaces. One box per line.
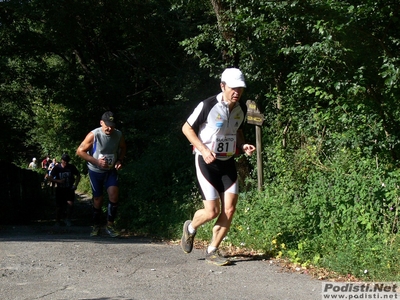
2, 0, 400, 280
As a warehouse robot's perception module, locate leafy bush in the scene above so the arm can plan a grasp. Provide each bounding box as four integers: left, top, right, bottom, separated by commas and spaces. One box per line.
220, 147, 400, 280
76, 174, 92, 196
116, 104, 202, 238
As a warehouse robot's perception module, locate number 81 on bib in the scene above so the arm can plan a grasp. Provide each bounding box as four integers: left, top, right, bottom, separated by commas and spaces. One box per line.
212, 134, 236, 157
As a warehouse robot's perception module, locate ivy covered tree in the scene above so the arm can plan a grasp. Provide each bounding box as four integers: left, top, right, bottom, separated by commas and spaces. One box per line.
0, 0, 211, 162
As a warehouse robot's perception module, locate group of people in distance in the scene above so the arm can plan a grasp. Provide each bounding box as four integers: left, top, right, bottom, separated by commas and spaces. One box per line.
29, 68, 256, 266
28, 156, 57, 173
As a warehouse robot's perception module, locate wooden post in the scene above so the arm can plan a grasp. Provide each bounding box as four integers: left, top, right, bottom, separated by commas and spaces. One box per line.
246, 100, 264, 191
256, 125, 263, 191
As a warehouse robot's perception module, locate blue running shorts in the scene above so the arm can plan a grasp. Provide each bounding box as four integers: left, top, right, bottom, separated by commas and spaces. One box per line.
88, 169, 119, 198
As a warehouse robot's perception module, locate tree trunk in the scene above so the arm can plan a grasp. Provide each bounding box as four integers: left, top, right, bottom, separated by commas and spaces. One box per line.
210, 0, 238, 65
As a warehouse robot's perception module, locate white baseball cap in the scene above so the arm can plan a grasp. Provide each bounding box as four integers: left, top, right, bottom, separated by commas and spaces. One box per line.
221, 68, 246, 88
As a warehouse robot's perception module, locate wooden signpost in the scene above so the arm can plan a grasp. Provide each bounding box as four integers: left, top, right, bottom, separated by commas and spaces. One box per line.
246, 100, 264, 191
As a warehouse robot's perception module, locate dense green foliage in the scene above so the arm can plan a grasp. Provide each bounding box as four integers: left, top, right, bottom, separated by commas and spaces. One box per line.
2, 0, 400, 280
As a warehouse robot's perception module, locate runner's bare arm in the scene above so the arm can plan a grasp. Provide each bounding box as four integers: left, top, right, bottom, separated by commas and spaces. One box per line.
182, 122, 216, 163
76, 132, 101, 167
236, 129, 256, 156
115, 135, 127, 170
118, 135, 127, 162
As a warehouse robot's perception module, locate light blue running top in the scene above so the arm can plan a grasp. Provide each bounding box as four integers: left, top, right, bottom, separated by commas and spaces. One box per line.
87, 127, 123, 173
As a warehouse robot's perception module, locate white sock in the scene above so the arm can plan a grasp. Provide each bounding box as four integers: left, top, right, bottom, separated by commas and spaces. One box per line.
207, 246, 217, 253
188, 223, 196, 234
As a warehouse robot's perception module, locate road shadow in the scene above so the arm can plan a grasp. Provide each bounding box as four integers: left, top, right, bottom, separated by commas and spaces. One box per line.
227, 253, 272, 264
196, 252, 271, 266
0, 191, 154, 245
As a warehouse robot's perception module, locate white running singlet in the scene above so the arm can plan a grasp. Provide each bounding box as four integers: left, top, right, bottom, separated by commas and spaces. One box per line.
186, 93, 247, 200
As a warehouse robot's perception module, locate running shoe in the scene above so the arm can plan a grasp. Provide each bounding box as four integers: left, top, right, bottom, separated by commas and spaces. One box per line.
90, 225, 100, 237
106, 224, 120, 238
205, 249, 230, 266
181, 220, 196, 253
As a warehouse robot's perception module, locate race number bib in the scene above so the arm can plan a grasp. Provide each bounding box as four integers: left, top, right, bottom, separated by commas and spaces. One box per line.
99, 154, 115, 169
212, 134, 236, 157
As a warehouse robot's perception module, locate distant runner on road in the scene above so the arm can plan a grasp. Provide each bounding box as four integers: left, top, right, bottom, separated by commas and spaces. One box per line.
76, 111, 127, 238
46, 153, 81, 227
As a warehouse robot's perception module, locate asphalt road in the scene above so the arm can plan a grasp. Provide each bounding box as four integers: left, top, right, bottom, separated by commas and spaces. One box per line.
0, 194, 323, 300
